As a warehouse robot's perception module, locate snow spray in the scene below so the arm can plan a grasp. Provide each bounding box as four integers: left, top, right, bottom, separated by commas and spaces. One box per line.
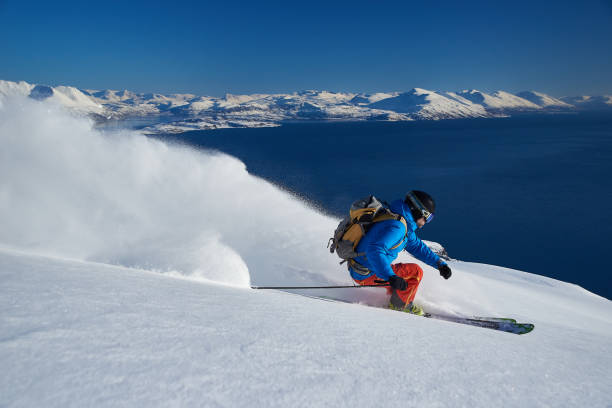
0, 96, 344, 287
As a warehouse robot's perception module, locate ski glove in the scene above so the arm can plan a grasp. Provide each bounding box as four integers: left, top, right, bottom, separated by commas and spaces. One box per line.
438, 264, 452, 280
388, 275, 408, 291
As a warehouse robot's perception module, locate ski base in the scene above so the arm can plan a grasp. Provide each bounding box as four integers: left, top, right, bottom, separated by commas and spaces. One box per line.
421, 312, 534, 335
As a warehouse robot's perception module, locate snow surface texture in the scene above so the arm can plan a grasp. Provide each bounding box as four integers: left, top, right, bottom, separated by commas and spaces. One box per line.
1, 249, 611, 407
2, 80, 611, 134
1, 97, 611, 407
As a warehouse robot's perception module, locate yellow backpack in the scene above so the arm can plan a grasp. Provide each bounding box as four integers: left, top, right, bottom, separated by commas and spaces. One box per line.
328, 196, 407, 273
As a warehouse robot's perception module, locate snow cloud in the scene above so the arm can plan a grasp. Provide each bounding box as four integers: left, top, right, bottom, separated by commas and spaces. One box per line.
0, 96, 342, 287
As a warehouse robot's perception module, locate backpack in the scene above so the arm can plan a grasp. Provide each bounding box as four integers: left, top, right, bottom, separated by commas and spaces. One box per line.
328, 196, 408, 274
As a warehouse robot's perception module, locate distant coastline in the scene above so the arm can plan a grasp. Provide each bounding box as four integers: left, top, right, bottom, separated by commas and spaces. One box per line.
2, 79, 611, 135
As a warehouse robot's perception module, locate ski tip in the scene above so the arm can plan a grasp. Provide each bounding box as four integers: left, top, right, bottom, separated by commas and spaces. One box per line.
516, 323, 535, 335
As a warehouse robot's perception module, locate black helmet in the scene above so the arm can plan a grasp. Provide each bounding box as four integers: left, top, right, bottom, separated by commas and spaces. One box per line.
405, 190, 435, 223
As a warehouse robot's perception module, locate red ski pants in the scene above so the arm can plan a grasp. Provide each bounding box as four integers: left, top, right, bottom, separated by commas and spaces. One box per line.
353, 263, 423, 307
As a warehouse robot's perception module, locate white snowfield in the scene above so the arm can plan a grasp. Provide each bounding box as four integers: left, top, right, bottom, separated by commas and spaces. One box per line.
1, 249, 611, 408
1, 79, 610, 134
0, 96, 611, 407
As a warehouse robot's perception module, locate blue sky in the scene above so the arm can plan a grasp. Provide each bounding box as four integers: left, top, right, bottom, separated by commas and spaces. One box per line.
1, 0, 611, 96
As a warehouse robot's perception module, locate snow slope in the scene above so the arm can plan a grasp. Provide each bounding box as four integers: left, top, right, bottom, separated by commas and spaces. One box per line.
1, 95, 611, 407
1, 247, 611, 407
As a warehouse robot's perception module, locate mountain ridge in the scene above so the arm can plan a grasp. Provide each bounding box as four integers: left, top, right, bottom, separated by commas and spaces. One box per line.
1, 79, 610, 133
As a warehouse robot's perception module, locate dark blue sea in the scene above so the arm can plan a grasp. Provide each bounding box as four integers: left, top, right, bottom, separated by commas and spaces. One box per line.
159, 114, 612, 300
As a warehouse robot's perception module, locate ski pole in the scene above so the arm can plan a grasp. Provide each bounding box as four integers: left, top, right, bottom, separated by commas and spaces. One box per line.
251, 283, 389, 290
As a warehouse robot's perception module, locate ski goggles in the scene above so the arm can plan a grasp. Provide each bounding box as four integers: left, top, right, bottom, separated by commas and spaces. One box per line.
406, 191, 434, 224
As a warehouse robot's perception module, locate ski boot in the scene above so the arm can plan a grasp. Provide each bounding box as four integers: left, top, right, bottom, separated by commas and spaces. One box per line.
404, 302, 425, 316
388, 301, 424, 315
389, 292, 425, 316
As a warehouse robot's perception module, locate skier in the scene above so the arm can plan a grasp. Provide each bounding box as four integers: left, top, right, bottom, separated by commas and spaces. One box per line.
348, 191, 452, 315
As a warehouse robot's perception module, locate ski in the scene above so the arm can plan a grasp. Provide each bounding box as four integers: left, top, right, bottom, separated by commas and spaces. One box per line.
422, 313, 534, 335
292, 293, 534, 335
474, 316, 517, 323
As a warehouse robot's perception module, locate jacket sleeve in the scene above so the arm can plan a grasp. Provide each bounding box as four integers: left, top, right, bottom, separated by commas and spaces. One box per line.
403, 231, 443, 268
362, 221, 406, 281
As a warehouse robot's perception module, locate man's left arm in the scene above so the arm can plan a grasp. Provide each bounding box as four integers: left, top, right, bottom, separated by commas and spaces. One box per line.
404, 231, 446, 268
404, 232, 452, 279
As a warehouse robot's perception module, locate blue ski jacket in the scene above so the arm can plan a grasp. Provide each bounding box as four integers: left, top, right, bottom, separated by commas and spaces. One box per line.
349, 199, 446, 281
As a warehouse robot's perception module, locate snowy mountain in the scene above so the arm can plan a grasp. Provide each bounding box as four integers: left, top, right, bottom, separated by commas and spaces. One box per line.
0, 80, 104, 115
1, 97, 611, 407
516, 91, 573, 109
349, 91, 399, 105
368, 88, 489, 119
560, 95, 612, 110
1, 79, 611, 133
0, 79, 34, 97
456, 89, 542, 111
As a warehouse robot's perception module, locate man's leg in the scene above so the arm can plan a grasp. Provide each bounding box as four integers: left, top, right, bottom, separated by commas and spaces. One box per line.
388, 263, 424, 309
352, 274, 388, 287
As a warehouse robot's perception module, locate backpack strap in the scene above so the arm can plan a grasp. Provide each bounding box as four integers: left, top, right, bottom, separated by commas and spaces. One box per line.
371, 213, 408, 250
391, 218, 408, 250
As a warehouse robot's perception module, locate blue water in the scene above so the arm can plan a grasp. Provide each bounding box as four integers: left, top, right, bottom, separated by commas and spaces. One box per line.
158, 114, 612, 300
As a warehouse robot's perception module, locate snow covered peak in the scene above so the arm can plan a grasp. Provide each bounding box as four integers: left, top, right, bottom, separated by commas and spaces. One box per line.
0, 80, 103, 114
223, 93, 268, 104
560, 95, 612, 110
89, 89, 134, 102
516, 91, 573, 108
0, 80, 34, 98
52, 86, 104, 114
368, 88, 435, 112
411, 87, 434, 95
349, 92, 399, 106
456, 89, 540, 111
369, 88, 488, 119
455, 89, 488, 104
29, 84, 54, 100
293, 90, 357, 105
